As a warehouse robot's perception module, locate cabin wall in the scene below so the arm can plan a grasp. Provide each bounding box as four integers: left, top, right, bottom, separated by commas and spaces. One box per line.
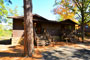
40, 23, 75, 41
40, 22, 61, 41
41, 22, 61, 36
62, 24, 75, 30
12, 19, 24, 45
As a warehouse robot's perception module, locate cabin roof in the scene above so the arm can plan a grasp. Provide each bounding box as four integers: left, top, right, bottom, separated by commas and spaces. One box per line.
8, 14, 48, 20
60, 19, 78, 24
8, 14, 77, 24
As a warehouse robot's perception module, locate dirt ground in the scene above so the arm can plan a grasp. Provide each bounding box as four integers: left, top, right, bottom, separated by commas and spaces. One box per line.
0, 39, 90, 60
0, 45, 43, 60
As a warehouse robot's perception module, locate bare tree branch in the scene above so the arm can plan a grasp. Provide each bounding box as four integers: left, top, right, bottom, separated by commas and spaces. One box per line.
73, 0, 82, 10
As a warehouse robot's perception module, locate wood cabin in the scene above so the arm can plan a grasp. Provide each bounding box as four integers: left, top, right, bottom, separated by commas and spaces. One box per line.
8, 14, 77, 45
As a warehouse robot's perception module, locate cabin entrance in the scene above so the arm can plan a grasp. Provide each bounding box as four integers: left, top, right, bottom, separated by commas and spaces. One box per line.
33, 22, 53, 46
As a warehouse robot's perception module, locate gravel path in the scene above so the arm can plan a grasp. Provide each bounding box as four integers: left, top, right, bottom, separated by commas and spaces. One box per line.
42, 46, 90, 60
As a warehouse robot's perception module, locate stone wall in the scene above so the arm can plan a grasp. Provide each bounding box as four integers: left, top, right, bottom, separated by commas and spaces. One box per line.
12, 30, 24, 45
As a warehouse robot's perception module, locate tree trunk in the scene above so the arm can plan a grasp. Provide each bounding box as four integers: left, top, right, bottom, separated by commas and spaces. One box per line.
81, 0, 84, 42
81, 12, 84, 42
23, 0, 34, 57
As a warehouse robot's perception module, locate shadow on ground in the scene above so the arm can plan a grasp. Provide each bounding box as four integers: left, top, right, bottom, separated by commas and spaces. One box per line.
72, 49, 90, 60
0, 39, 11, 45
0, 45, 24, 57
42, 46, 90, 60
0, 52, 23, 57
76, 41, 90, 46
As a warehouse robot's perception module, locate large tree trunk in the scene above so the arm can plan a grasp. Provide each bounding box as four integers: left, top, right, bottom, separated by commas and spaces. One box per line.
23, 0, 34, 57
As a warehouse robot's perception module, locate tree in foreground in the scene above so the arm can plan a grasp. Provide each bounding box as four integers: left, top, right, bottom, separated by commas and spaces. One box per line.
23, 0, 34, 57
2, 0, 34, 57
55, 0, 90, 42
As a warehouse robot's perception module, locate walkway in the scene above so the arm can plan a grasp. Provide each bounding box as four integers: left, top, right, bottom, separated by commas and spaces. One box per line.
41, 44, 90, 60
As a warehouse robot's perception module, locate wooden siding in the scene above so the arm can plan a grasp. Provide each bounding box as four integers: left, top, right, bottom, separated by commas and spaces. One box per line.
13, 19, 24, 30
13, 19, 24, 37
12, 19, 76, 45
41, 22, 61, 36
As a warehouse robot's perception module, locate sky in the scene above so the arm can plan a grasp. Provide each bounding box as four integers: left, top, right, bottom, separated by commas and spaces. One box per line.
9, 0, 57, 21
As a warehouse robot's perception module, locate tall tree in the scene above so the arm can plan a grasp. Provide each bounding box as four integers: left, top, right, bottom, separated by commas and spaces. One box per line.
72, 0, 90, 42
54, 0, 76, 20
55, 0, 90, 42
23, 0, 34, 57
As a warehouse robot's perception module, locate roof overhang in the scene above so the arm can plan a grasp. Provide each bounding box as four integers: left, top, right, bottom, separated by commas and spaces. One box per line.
60, 19, 78, 24
7, 14, 47, 20
8, 14, 78, 24
8, 16, 24, 19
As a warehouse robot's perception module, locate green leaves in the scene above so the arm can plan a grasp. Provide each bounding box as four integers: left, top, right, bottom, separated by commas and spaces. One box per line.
54, 0, 90, 24
0, 0, 13, 24
7, 6, 19, 16
0, 0, 8, 23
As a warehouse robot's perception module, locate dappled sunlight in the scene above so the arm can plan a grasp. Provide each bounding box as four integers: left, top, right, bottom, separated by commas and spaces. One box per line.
0, 45, 43, 60
0, 45, 24, 57
42, 45, 90, 60
35, 41, 90, 60
0, 41, 89, 60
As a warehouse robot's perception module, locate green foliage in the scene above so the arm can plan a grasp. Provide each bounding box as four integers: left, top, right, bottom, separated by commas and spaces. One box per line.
0, 0, 12, 23
0, 24, 12, 37
72, 0, 90, 24
7, 6, 19, 16
0, 0, 9, 23
55, 0, 90, 24
0, 1, 7, 13
0, 29, 12, 37
0, 0, 12, 38
54, 0, 77, 21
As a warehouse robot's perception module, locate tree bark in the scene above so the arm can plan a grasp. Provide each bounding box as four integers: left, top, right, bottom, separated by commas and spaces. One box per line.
23, 0, 34, 57
81, 0, 84, 42
81, 11, 84, 42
